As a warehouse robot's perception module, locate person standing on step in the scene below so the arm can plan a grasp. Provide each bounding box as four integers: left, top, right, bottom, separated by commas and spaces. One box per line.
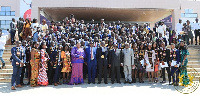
11, 41, 26, 90
0, 29, 10, 69
85, 42, 97, 84
10, 18, 16, 45
96, 41, 109, 84
170, 43, 180, 86
122, 43, 134, 84
193, 18, 200, 45
20, 40, 26, 85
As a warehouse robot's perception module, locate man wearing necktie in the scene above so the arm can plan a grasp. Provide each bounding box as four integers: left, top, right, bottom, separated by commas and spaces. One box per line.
96, 41, 108, 84
85, 42, 97, 84
11, 41, 25, 90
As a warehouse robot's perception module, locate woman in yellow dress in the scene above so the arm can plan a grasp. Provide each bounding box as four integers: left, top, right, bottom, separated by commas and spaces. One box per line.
22, 19, 31, 40
30, 42, 40, 87
61, 45, 71, 84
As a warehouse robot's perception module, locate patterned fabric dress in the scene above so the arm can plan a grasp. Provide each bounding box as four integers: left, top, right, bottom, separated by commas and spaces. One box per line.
37, 49, 48, 86
61, 51, 71, 73
69, 47, 85, 85
30, 48, 40, 87
180, 48, 189, 85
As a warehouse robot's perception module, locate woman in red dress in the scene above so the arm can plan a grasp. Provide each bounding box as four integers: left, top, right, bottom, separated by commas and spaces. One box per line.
38, 42, 49, 86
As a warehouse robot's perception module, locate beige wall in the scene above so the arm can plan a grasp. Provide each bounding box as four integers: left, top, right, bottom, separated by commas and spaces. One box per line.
0, 0, 20, 17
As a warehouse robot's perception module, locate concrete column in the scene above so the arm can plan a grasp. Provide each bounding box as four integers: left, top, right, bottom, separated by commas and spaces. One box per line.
31, 6, 40, 22
172, 9, 181, 30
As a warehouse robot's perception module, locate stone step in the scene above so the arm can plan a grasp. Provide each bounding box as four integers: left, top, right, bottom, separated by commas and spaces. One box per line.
0, 69, 13, 73
0, 73, 12, 78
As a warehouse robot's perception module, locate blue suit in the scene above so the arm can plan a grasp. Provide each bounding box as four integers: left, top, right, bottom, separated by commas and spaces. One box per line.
85, 47, 97, 83
11, 47, 26, 86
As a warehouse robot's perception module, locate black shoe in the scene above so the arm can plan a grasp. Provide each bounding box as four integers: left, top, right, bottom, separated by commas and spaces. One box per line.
160, 81, 166, 83
174, 83, 179, 86
169, 83, 173, 85
124, 81, 128, 84
141, 81, 144, 83
88, 82, 91, 84
97, 82, 101, 84
92, 82, 95, 84
2, 63, 5, 69
129, 82, 132, 84
195, 44, 197, 45
117, 81, 121, 84
104, 82, 108, 84
112, 82, 114, 84
132, 79, 136, 83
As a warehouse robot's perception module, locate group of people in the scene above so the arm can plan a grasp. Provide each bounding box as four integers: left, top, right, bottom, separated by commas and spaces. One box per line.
2, 14, 195, 90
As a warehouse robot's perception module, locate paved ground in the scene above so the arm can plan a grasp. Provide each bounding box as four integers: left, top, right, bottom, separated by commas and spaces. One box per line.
0, 81, 200, 94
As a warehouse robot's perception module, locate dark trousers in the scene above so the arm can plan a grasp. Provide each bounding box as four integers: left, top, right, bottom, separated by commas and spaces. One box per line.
195, 29, 200, 44
97, 59, 108, 83
48, 62, 54, 84
162, 67, 171, 83
11, 66, 22, 86
20, 66, 26, 84
54, 65, 61, 83
83, 63, 88, 79
120, 66, 125, 78
10, 31, 15, 44
111, 66, 120, 82
18, 30, 22, 42
171, 66, 179, 84
26, 63, 31, 83
182, 35, 189, 45
88, 60, 96, 83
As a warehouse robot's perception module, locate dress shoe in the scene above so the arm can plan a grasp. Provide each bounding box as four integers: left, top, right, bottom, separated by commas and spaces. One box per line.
117, 82, 121, 84
104, 82, 108, 84
124, 81, 128, 84
169, 82, 173, 85
11, 86, 16, 90
57, 82, 62, 85
112, 82, 114, 84
15, 84, 22, 88
2, 63, 5, 69
88, 82, 91, 84
20, 83, 25, 85
160, 81, 166, 83
92, 82, 95, 84
129, 82, 132, 84
97, 82, 101, 84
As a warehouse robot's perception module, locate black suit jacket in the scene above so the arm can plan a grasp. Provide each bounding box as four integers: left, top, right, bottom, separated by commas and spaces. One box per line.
109, 49, 122, 67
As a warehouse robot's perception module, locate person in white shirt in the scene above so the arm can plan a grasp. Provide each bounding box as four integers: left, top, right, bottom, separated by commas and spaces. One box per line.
193, 18, 200, 45
0, 29, 10, 69
40, 19, 48, 36
31, 18, 39, 36
176, 19, 183, 36
157, 22, 166, 38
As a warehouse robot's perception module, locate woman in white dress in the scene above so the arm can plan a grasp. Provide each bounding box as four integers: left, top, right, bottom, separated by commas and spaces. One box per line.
144, 43, 156, 83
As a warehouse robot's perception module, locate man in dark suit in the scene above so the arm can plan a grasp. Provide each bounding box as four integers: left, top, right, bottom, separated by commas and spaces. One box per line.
10, 18, 16, 45
11, 41, 26, 90
85, 42, 97, 84
109, 44, 123, 84
96, 41, 108, 84
17, 18, 24, 42
159, 42, 172, 85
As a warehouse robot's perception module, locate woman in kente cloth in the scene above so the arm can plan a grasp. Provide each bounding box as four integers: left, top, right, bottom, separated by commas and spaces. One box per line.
179, 41, 189, 85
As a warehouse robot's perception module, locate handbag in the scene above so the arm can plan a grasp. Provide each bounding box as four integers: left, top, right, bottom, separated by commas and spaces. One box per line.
19, 31, 23, 37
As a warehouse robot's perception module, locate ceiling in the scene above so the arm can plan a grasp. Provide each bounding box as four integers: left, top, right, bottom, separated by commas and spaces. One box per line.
42, 7, 173, 23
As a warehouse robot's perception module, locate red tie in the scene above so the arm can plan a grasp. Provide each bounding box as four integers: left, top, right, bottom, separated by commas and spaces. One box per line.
91, 47, 93, 59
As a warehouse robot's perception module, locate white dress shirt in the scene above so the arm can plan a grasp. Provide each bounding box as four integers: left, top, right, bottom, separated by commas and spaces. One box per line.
193, 23, 200, 30
176, 23, 183, 35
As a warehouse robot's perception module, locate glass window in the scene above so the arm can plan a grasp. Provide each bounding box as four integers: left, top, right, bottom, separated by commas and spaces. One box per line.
181, 13, 185, 17
6, 11, 10, 16
1, 6, 6, 11
185, 13, 198, 18
0, 11, 5, 16
1, 20, 6, 25
6, 20, 11, 25
11, 11, 15, 16
188, 9, 193, 13
5, 7, 11, 11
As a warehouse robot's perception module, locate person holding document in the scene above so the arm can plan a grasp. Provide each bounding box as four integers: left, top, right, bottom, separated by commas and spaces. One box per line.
170, 43, 180, 86
144, 43, 156, 83
159, 42, 172, 85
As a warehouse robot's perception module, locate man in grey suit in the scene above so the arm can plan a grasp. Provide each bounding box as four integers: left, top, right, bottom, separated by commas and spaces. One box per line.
122, 43, 134, 84
109, 44, 123, 84
10, 18, 16, 45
